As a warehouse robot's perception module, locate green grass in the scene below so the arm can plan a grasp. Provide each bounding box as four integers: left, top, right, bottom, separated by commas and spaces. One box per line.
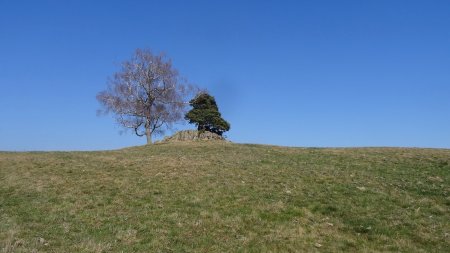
0, 142, 449, 252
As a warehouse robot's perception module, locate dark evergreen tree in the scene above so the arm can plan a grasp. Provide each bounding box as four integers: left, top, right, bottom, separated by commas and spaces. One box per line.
185, 92, 230, 136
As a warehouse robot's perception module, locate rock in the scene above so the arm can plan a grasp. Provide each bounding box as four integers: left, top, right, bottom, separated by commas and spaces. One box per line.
157, 130, 227, 143
356, 186, 366, 191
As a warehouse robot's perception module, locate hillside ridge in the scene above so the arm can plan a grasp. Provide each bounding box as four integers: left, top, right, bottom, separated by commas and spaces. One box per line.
0, 142, 449, 252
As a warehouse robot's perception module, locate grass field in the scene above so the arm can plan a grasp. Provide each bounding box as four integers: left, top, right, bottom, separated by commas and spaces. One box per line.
0, 142, 449, 252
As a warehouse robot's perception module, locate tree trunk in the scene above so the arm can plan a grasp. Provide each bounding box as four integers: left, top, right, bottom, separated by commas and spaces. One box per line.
145, 126, 152, 144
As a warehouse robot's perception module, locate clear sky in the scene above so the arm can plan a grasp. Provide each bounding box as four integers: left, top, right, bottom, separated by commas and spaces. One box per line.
1, 0, 449, 150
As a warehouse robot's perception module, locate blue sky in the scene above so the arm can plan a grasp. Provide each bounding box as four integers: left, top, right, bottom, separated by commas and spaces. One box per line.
1, 0, 449, 150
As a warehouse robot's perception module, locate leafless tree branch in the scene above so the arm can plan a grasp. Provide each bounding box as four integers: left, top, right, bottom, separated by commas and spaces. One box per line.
97, 48, 197, 144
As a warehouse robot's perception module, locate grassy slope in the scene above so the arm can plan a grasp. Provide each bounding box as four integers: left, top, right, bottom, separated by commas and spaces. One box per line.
0, 142, 449, 252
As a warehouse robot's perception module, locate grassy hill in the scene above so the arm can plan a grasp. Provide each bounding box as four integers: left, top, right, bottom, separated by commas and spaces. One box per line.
1, 142, 449, 252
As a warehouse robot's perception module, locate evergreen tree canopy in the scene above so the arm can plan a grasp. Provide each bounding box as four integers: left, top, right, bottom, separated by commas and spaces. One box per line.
185, 92, 230, 136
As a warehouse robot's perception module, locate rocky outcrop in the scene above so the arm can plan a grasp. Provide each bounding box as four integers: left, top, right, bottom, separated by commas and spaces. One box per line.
158, 130, 227, 143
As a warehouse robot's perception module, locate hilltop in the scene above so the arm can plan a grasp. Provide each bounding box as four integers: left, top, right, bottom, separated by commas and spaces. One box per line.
0, 142, 449, 252
157, 130, 227, 143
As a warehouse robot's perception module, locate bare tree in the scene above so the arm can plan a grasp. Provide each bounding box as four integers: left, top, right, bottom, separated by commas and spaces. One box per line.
97, 49, 194, 144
